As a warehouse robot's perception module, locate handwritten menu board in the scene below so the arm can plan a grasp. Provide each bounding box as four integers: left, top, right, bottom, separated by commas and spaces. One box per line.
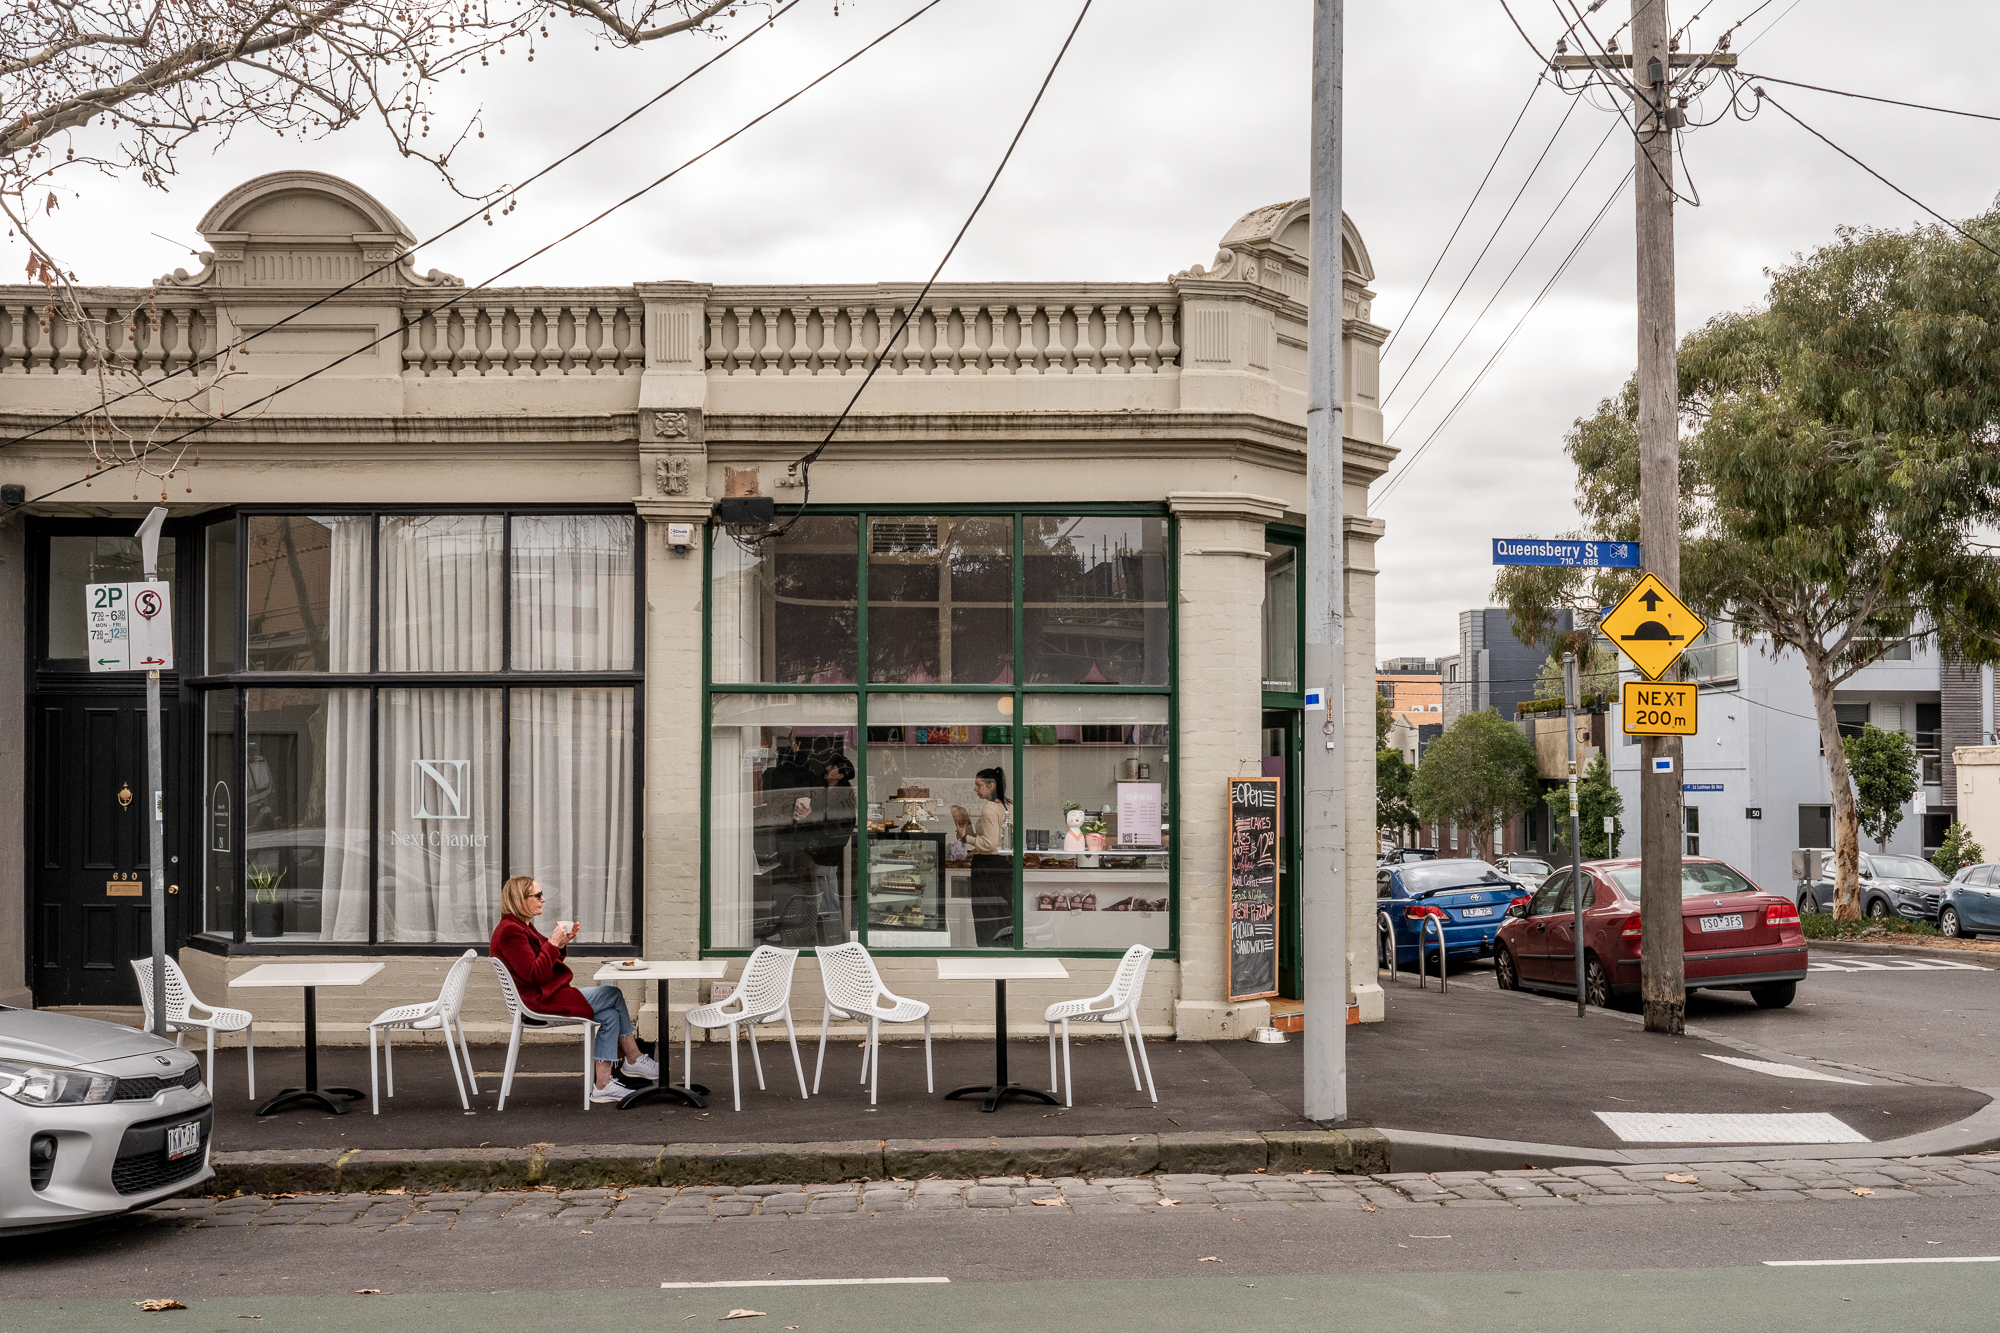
1227, 777, 1281, 1002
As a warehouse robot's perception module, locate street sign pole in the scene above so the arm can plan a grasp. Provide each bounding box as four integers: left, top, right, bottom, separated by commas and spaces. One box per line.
1565, 653, 1584, 1018
135, 507, 169, 1039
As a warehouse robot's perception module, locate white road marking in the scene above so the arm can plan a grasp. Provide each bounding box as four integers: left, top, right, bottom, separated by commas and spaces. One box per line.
660, 1272, 956, 1280
1595, 1111, 1868, 1143
1701, 1054, 1868, 1085
1764, 1257, 2000, 1267
1809, 957, 1991, 972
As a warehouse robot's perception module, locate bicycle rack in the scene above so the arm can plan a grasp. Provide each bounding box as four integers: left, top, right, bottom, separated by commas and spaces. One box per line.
1377, 911, 1399, 985
1416, 914, 1448, 993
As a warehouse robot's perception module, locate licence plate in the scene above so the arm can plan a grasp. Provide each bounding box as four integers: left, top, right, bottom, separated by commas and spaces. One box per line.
1698, 914, 1744, 932
166, 1121, 201, 1161
1459, 906, 1494, 918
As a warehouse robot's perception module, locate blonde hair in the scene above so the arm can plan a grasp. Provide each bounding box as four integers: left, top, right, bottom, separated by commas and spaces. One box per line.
501, 876, 542, 923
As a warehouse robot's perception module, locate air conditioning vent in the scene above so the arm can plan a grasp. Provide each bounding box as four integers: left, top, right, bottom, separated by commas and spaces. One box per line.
871, 521, 938, 554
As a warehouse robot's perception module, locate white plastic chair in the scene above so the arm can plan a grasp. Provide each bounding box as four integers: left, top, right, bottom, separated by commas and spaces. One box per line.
367, 950, 480, 1115
489, 956, 599, 1111
1043, 943, 1156, 1107
684, 946, 809, 1111
813, 942, 931, 1106
131, 956, 255, 1099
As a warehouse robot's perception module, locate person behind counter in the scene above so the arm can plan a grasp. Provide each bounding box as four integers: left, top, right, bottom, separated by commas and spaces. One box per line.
489, 876, 659, 1103
969, 767, 1012, 947
805, 754, 856, 940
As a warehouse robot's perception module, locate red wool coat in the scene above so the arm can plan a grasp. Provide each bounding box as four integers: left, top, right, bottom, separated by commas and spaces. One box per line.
490, 915, 595, 1020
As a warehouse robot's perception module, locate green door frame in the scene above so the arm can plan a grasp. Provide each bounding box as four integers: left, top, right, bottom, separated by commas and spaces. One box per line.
1264, 708, 1303, 999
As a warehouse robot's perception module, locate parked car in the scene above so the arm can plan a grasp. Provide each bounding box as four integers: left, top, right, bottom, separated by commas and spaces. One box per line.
1796, 848, 1947, 920
1375, 859, 1525, 970
1492, 856, 1555, 891
1495, 856, 1807, 1008
1941, 862, 2000, 939
0, 1007, 213, 1235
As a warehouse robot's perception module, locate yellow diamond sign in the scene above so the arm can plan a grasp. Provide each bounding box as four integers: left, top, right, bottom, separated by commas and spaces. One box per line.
1600, 572, 1706, 681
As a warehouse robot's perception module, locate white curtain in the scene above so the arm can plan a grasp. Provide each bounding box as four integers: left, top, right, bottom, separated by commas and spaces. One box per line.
320, 517, 374, 941
510, 516, 635, 942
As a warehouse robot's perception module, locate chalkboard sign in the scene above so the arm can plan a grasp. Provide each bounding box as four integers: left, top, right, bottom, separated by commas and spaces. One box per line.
1226, 777, 1281, 1002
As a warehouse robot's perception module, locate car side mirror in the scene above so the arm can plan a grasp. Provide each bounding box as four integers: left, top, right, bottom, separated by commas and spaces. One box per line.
1507, 902, 1527, 918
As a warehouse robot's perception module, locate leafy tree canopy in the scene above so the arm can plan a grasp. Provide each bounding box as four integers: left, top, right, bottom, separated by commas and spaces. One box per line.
1409, 709, 1538, 861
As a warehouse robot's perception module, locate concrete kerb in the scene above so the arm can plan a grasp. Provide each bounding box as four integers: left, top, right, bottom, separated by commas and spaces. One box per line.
202, 1128, 1391, 1195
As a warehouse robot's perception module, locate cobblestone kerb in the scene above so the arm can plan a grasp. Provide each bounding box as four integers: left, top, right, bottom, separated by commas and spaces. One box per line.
155, 1154, 2000, 1228
208, 1130, 1390, 1194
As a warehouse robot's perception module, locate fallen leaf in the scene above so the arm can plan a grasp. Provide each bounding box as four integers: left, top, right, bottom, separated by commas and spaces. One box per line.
722, 1312, 765, 1321
580, 1230, 594, 1235
381, 1188, 405, 1196
1360, 1204, 1378, 1213
1158, 1198, 1179, 1207
135, 1300, 185, 1312
1198, 1256, 1219, 1262
1030, 1197, 1064, 1207
1664, 1174, 1699, 1185
1850, 1187, 1875, 1197
353, 1290, 382, 1296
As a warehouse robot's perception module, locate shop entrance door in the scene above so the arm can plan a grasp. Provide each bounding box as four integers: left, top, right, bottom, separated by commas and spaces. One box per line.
30, 693, 183, 1007
1263, 710, 1303, 1000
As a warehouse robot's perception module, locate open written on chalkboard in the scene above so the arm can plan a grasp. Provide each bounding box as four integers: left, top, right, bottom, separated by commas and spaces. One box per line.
1226, 776, 1280, 1002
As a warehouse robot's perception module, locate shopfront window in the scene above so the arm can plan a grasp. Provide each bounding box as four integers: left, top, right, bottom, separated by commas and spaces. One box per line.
201, 510, 640, 951
705, 508, 1175, 955
1262, 539, 1299, 694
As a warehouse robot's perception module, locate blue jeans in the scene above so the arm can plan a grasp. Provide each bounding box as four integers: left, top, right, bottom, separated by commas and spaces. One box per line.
579, 986, 634, 1062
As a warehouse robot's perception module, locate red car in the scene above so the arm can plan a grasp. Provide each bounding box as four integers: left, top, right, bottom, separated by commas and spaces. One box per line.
1493, 856, 1807, 1009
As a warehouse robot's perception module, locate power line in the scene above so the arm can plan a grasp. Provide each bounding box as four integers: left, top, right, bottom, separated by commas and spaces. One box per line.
1756, 88, 2000, 260
1742, 72, 2000, 124
2, 0, 951, 516
1384, 115, 1622, 448
1382, 76, 1544, 358
1, 0, 805, 454
1376, 162, 1640, 504
1383, 92, 1584, 405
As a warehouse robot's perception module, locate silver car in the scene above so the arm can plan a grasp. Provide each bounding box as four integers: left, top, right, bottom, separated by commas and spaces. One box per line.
1, 1007, 213, 1234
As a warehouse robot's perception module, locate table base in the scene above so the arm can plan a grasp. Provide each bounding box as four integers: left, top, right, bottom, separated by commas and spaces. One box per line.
944, 1081, 1062, 1114
256, 1086, 365, 1117
616, 1080, 711, 1110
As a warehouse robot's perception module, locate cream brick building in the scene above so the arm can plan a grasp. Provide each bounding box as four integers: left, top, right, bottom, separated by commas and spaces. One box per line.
0, 172, 1391, 1047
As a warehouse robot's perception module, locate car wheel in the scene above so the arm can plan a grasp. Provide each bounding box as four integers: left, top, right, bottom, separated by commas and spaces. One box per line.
1866, 897, 1890, 920
1495, 945, 1519, 991
1751, 980, 1797, 1009
1584, 956, 1611, 1007
1941, 907, 1963, 938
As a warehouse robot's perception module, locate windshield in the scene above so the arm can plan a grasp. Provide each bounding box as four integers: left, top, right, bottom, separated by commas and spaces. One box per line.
1869, 855, 1945, 883
1399, 860, 1509, 893
1506, 859, 1553, 878
1608, 862, 1761, 899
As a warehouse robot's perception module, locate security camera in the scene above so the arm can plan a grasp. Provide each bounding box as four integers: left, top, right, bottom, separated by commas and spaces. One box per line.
667, 522, 694, 556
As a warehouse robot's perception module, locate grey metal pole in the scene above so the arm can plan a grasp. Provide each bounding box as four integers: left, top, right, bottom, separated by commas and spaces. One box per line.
1566, 652, 1584, 1017
137, 507, 169, 1039
1301, 0, 1347, 1124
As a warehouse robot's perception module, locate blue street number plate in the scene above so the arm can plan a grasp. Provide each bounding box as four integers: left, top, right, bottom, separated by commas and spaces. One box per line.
1460, 906, 1494, 918
1698, 914, 1743, 933
166, 1121, 201, 1160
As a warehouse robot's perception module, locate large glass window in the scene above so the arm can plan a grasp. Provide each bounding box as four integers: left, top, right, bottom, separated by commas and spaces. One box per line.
1262, 540, 1299, 694
201, 510, 640, 951
705, 508, 1175, 955
45, 534, 177, 664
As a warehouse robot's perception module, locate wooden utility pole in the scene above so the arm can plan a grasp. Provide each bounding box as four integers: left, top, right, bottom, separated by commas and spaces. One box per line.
1631, 0, 1686, 1035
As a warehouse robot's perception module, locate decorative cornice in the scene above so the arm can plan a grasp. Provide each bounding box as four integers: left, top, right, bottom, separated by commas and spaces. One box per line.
1167, 491, 1290, 524
636, 497, 716, 523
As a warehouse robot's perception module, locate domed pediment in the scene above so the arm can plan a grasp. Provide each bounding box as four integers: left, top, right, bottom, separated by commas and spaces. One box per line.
1175, 199, 1374, 300
159, 171, 459, 290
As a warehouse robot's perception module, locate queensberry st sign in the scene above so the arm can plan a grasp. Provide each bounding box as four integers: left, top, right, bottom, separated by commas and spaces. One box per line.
1491, 539, 1641, 568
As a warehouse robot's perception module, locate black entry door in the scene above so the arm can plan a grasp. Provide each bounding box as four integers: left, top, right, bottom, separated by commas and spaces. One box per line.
1263, 710, 1303, 1000
31, 693, 183, 1007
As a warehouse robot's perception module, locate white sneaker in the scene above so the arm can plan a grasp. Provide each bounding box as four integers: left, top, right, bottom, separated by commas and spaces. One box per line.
591, 1077, 638, 1104
621, 1053, 661, 1081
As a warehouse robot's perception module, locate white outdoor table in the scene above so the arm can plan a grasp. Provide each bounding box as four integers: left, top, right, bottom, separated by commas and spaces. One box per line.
935, 957, 1070, 1113
230, 962, 385, 1117
591, 959, 729, 1110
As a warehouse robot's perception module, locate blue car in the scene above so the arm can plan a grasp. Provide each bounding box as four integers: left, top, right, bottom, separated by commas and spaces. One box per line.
1941, 862, 2000, 939
1375, 858, 1528, 969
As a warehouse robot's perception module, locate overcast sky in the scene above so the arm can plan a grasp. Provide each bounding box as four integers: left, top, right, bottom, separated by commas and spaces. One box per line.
31, 0, 2000, 664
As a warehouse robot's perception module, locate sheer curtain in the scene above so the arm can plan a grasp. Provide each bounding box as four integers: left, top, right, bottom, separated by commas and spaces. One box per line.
320, 518, 374, 941
510, 516, 635, 942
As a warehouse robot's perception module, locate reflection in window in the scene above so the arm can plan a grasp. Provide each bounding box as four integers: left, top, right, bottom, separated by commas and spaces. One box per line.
206, 521, 237, 673
381, 514, 503, 672
869, 516, 1012, 684
45, 534, 176, 662
711, 516, 857, 684
1024, 516, 1169, 685
512, 515, 636, 671
245, 515, 369, 672
245, 688, 369, 941
865, 694, 1015, 948
708, 694, 859, 949
1020, 695, 1169, 951
203, 692, 236, 936
510, 688, 634, 943
1262, 543, 1298, 692
378, 689, 502, 942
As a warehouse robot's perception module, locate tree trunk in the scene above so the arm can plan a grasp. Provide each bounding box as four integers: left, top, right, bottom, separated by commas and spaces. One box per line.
1806, 654, 1864, 921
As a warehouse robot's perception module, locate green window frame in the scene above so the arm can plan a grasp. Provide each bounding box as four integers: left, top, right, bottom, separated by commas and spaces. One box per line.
701, 505, 1179, 958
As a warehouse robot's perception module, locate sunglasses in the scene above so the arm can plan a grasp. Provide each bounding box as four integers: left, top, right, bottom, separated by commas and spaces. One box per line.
526, 891, 545, 900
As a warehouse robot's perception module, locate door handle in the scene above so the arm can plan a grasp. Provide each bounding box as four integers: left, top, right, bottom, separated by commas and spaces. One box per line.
118, 783, 134, 810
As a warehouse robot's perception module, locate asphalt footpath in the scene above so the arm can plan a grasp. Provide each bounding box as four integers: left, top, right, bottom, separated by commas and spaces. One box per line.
196, 972, 1988, 1156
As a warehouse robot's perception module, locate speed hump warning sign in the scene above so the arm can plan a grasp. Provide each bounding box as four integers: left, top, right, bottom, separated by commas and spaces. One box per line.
1622, 679, 1697, 736
1599, 572, 1705, 680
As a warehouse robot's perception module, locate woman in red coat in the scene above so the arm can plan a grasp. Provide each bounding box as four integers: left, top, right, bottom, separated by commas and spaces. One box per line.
490, 876, 657, 1102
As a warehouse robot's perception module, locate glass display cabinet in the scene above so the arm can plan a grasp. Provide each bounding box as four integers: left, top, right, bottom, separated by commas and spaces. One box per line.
866, 832, 949, 948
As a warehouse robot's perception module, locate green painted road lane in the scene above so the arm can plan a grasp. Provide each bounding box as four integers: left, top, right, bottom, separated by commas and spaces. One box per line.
14, 1266, 1999, 1333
